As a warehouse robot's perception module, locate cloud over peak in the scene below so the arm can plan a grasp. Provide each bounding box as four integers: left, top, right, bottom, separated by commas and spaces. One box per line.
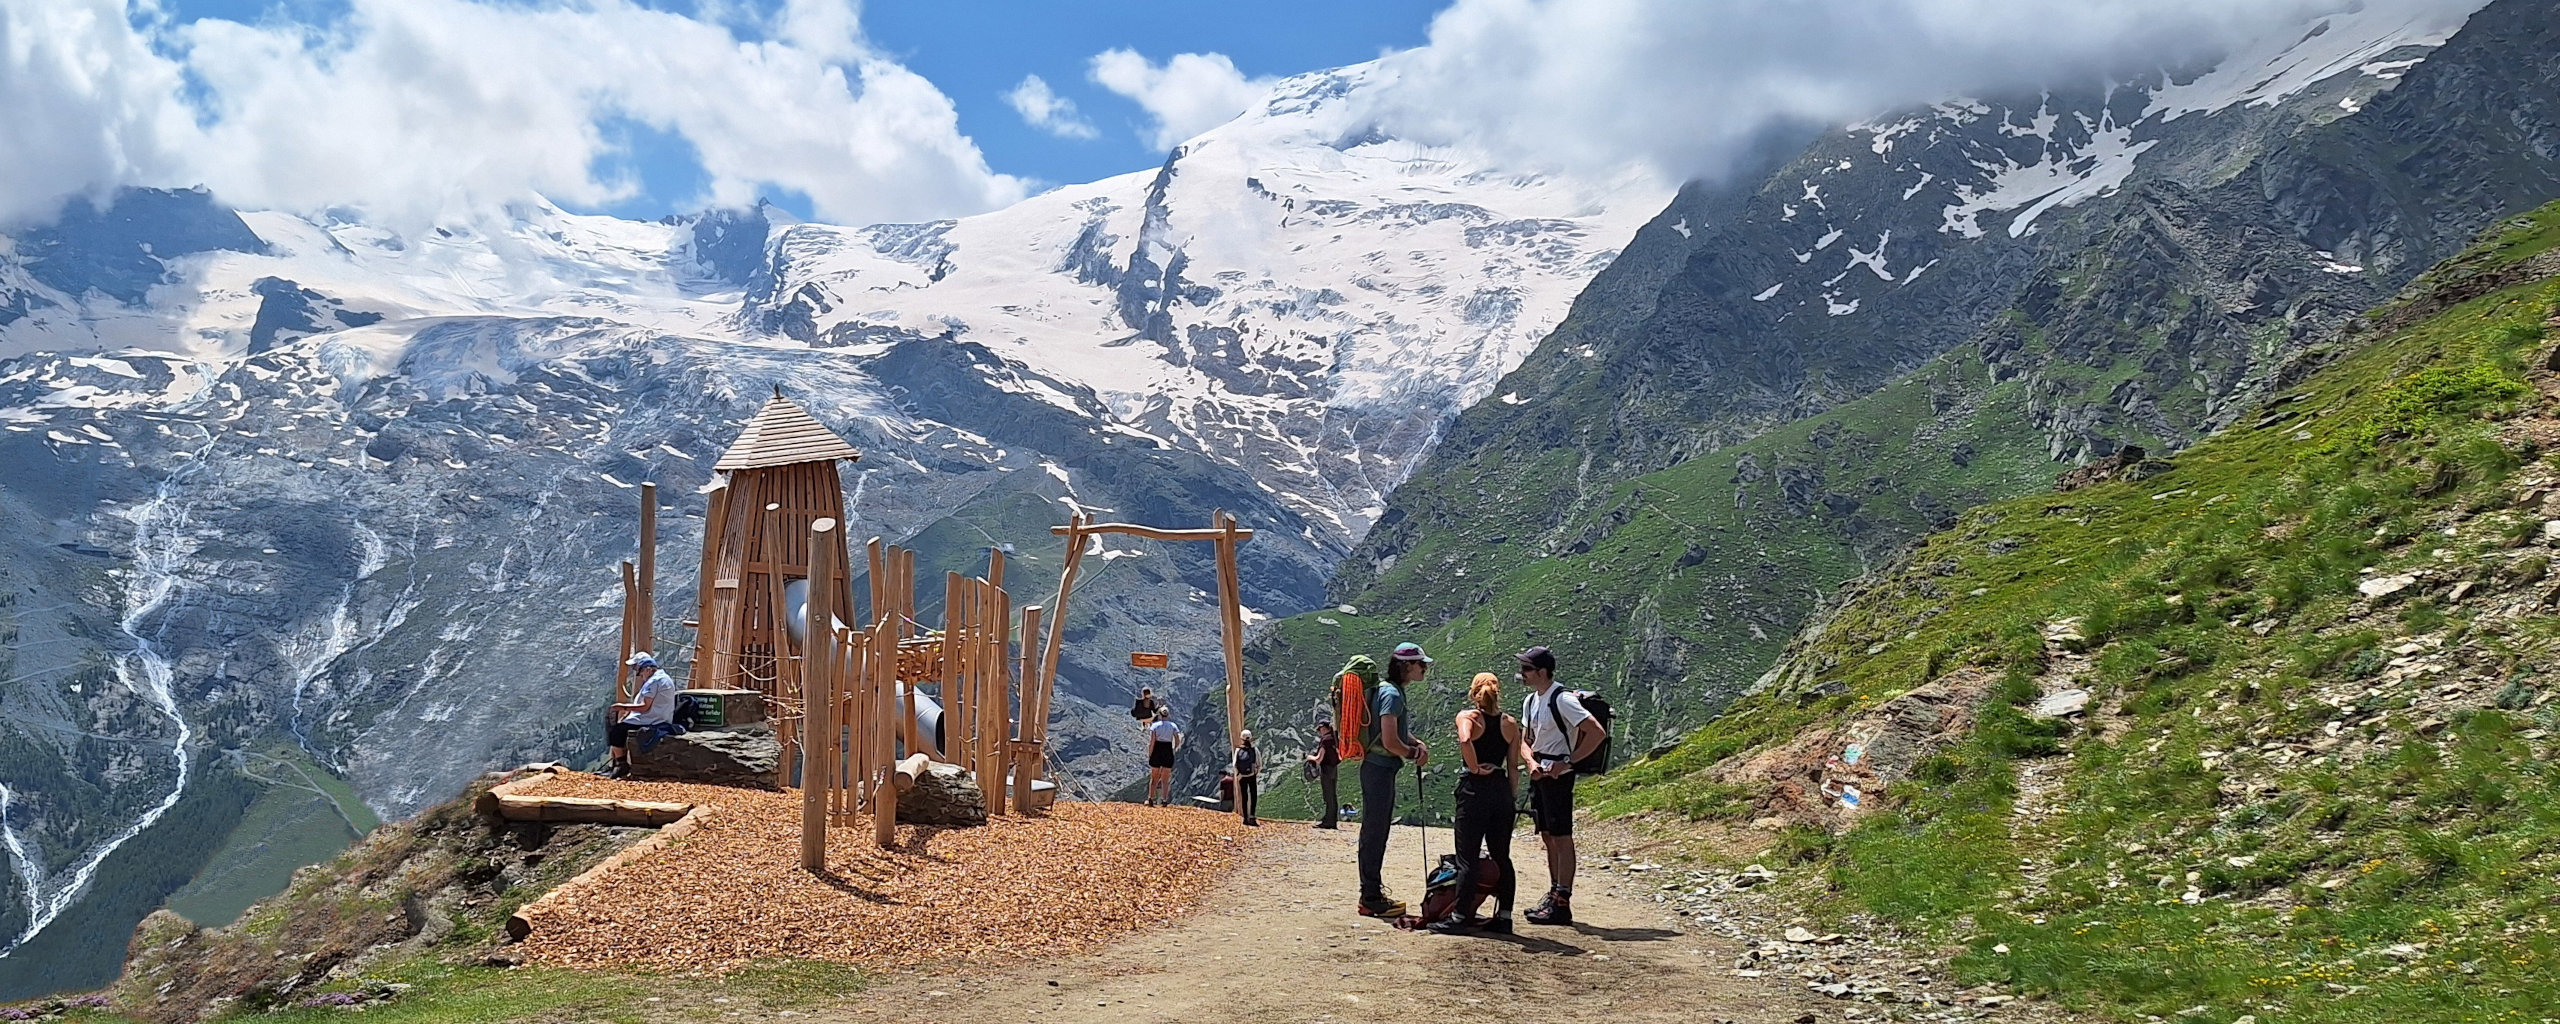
1089, 49, 1277, 151
1366, 0, 2487, 184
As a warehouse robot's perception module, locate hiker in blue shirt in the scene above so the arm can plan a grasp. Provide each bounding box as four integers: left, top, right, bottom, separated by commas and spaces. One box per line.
1355, 643, 1432, 918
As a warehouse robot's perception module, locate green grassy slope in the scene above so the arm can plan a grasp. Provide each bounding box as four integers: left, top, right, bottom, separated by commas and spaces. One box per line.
1588, 205, 2560, 1022
1239, 344, 2079, 822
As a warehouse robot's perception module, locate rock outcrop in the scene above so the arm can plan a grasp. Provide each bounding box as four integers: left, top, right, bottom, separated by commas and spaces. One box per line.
630, 727, 781, 789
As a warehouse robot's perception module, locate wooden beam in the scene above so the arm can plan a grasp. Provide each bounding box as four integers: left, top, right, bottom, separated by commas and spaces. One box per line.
1048, 523, 1255, 542
1017, 605, 1047, 745
504, 804, 711, 942
987, 545, 1005, 591
493, 793, 692, 827
801, 517, 839, 872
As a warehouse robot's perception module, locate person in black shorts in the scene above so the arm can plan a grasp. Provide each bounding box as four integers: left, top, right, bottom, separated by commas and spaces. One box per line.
1517, 645, 1602, 926
1430, 672, 1523, 933
1145, 707, 1182, 806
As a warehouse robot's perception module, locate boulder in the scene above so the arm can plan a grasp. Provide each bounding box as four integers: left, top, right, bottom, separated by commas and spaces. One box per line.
629, 727, 780, 788
897, 760, 987, 827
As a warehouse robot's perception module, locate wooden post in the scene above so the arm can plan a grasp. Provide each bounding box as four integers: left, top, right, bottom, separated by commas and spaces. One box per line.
1214, 510, 1249, 750
1034, 514, 1086, 742
801, 518, 839, 872
638, 482, 657, 664
1014, 604, 1043, 811
872, 621, 898, 848
942, 571, 965, 771
616, 560, 638, 699
1017, 605, 1046, 743
988, 583, 1011, 816
694, 480, 735, 693
866, 537, 886, 634
988, 546, 1006, 591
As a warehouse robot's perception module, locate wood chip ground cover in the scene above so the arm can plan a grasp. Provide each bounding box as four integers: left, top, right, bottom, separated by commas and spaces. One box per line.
512, 775, 1266, 973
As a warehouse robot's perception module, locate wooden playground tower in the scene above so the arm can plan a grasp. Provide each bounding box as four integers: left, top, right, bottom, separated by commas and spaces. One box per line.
615, 390, 1258, 866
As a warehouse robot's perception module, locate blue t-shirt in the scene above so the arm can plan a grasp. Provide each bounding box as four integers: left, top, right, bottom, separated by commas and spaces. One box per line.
1362, 681, 1416, 766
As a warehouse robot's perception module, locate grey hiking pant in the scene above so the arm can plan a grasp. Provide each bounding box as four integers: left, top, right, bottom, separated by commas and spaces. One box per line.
1357, 757, 1401, 900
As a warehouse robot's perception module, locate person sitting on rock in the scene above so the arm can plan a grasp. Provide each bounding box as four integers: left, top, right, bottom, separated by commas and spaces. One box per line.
606, 651, 680, 780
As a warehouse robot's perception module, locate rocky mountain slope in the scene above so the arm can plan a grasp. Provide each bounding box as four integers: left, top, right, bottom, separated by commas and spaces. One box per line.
1227, 0, 2560, 811
1586, 200, 2560, 1022
0, 69, 1662, 997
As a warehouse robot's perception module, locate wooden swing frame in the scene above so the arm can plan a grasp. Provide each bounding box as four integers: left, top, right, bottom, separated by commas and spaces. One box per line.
1035, 510, 1256, 747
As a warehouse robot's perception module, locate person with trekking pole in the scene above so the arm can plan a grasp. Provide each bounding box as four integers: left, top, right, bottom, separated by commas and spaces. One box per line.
1354, 643, 1431, 918
1518, 645, 1602, 926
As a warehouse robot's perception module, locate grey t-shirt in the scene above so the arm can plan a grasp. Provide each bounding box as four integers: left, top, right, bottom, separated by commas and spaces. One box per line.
1363, 682, 1417, 766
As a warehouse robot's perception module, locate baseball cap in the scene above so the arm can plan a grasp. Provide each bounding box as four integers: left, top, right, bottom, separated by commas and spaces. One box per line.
1514, 645, 1556, 672
626, 651, 657, 667
1391, 642, 1432, 663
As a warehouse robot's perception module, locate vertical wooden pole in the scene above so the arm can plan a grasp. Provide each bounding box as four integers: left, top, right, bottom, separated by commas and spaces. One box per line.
638, 482, 657, 665
1035, 514, 1086, 742
987, 546, 1006, 591
872, 621, 898, 847
1214, 511, 1249, 750
866, 537, 886, 635
802, 518, 839, 872
616, 560, 638, 699
762, 502, 796, 759
1015, 604, 1044, 810
942, 571, 965, 770
988, 584, 1011, 816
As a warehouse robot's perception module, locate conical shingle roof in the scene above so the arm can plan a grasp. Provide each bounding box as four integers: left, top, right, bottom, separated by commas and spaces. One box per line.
715, 392, 863, 470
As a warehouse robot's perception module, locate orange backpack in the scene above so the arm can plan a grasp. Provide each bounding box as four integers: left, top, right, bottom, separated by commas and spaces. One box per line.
1336, 670, 1369, 761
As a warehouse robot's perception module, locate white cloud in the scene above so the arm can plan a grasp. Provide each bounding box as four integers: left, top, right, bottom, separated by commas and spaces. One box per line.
1088, 49, 1276, 150
0, 0, 199, 227
0, 0, 1027, 230
1365, 0, 2484, 184
1004, 74, 1099, 140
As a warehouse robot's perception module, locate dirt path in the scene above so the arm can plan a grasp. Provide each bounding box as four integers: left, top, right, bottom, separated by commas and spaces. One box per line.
827, 818, 1843, 1024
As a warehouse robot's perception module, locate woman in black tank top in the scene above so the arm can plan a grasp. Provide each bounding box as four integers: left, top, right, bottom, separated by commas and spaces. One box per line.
1433, 673, 1524, 933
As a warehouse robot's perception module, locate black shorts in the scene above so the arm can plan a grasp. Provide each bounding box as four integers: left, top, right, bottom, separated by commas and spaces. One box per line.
608, 720, 640, 747
1529, 773, 1576, 836
1149, 740, 1176, 769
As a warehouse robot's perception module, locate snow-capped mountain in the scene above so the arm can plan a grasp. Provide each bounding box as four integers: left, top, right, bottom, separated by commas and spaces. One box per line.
0, 0, 2529, 997
0, 62, 1665, 995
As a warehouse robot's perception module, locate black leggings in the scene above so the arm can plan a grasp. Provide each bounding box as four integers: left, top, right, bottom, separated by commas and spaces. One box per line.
1452, 775, 1517, 915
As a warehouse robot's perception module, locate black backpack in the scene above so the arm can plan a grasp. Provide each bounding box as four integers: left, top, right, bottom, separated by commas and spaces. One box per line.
1546, 688, 1614, 776
1131, 696, 1156, 720
1234, 744, 1260, 775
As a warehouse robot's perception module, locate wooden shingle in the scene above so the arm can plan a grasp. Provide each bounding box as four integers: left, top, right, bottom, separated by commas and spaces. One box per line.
715, 394, 863, 470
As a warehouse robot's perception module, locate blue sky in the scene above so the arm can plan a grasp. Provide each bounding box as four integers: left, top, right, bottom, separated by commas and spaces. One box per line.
155, 0, 1442, 221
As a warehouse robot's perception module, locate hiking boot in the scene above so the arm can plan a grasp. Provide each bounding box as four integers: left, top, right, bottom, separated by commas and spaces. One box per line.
1524, 894, 1572, 926
604, 764, 631, 780
1425, 914, 1477, 934
1357, 895, 1407, 918
1476, 915, 1514, 935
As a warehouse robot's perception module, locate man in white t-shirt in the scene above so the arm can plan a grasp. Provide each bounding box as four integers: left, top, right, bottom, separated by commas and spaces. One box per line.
1145, 708, 1183, 806
1516, 645, 1602, 926
606, 651, 679, 780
